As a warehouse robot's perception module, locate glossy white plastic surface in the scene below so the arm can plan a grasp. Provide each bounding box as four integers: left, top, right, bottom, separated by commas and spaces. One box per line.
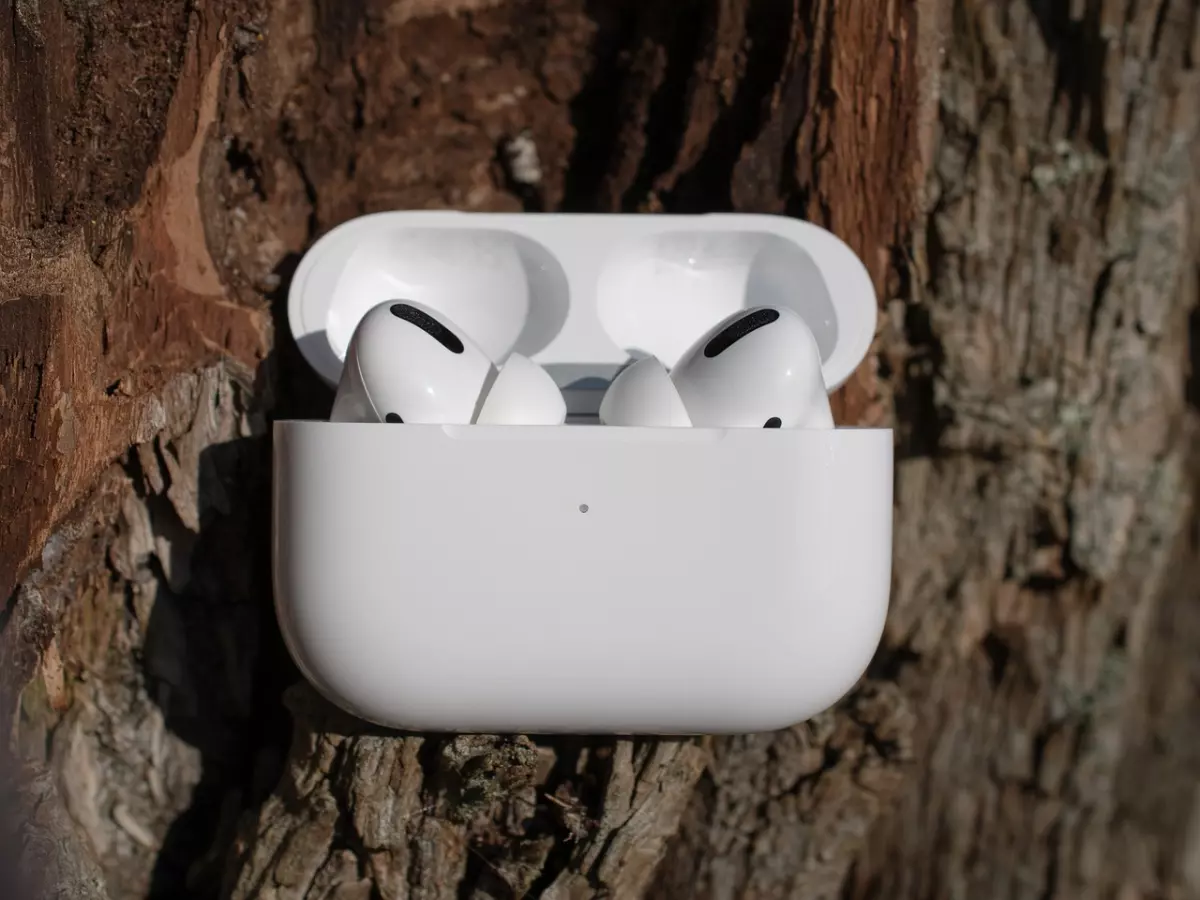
275, 424, 892, 734
288, 212, 877, 412
330, 301, 496, 424
670, 305, 833, 429
277, 210, 893, 734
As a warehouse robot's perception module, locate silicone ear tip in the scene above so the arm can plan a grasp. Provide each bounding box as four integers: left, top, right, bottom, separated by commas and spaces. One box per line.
599, 357, 692, 427
475, 353, 566, 425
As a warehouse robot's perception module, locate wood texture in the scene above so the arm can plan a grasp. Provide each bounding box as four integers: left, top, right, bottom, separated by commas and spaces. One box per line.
1, 1, 1198, 899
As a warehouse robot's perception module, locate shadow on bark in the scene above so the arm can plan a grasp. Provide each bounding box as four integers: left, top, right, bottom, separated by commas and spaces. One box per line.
136, 431, 290, 900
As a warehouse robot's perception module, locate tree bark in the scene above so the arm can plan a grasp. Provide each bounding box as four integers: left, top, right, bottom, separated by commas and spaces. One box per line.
2, 1, 1198, 899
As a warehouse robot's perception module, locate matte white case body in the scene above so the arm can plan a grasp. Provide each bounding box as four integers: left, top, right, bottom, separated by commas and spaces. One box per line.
276, 211, 893, 734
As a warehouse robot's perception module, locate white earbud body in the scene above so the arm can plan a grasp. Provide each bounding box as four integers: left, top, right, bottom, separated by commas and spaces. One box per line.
672, 306, 833, 428
330, 301, 565, 425
599, 305, 834, 429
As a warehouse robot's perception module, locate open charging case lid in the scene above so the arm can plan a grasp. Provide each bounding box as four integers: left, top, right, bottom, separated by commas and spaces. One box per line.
276, 212, 893, 735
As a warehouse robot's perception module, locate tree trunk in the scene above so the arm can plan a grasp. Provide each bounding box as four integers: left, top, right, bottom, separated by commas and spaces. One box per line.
2, 1, 1198, 899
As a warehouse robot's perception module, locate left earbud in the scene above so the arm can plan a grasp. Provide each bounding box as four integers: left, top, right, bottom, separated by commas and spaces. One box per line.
329, 301, 566, 425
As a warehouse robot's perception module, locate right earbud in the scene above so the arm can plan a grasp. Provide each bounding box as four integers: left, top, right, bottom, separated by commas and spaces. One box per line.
598, 305, 833, 429
330, 301, 566, 425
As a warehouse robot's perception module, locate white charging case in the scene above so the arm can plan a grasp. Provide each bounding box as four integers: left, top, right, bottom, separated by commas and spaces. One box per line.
274, 212, 893, 735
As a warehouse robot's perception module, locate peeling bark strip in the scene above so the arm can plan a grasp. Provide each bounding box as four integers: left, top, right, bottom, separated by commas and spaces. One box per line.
1, 1, 1199, 900
0, 2, 270, 612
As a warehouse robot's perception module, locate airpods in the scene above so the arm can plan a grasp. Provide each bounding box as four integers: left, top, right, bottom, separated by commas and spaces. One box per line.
330, 301, 566, 425
333, 300, 828, 429
599, 305, 834, 429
